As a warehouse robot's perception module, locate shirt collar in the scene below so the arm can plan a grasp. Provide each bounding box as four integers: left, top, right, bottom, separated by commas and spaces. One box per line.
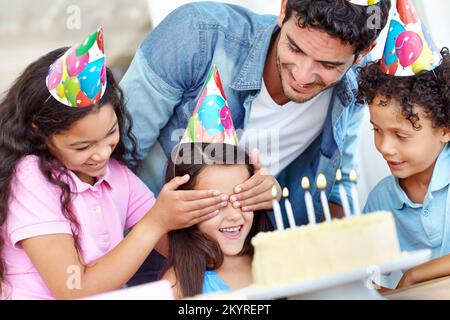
391, 177, 408, 210
66, 162, 113, 193
231, 21, 278, 91
429, 143, 450, 192
391, 143, 450, 209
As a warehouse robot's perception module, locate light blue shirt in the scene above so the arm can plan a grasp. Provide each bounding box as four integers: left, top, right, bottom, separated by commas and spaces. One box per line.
364, 144, 450, 259
202, 270, 230, 294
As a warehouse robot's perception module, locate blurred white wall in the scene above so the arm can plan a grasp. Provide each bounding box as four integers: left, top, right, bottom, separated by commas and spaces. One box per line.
147, 0, 281, 28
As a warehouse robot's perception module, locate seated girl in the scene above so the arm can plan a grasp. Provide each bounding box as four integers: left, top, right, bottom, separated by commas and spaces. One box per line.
161, 143, 273, 299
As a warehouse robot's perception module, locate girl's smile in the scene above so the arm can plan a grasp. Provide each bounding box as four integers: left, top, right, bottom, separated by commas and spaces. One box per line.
47, 104, 120, 184
218, 224, 244, 240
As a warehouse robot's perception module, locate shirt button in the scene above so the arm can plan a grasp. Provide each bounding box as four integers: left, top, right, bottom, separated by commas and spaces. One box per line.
422, 209, 430, 217
94, 205, 101, 214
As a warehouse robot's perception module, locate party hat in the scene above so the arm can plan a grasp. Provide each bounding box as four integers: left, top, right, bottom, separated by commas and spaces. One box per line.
181, 64, 238, 145
380, 0, 441, 76
46, 26, 106, 107
348, 0, 381, 5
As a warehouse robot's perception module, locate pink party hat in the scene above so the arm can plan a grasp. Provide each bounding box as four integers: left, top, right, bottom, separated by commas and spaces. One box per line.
181, 65, 238, 145
46, 26, 106, 107
380, 0, 441, 76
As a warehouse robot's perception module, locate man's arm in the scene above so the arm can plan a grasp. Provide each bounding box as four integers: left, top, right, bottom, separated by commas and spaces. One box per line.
120, 4, 202, 161
120, 49, 184, 162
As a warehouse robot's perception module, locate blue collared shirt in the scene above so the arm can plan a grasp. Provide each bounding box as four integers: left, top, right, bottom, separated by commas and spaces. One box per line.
120, 2, 368, 225
364, 144, 450, 259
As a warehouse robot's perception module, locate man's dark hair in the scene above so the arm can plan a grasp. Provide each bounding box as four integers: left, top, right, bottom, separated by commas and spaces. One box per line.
284, 0, 391, 55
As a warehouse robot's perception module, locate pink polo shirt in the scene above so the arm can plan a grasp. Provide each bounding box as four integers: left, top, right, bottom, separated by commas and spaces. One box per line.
1, 155, 155, 299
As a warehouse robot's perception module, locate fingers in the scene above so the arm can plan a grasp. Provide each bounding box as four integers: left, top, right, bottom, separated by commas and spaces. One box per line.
233, 173, 265, 194
190, 210, 222, 225
231, 180, 272, 203
178, 189, 222, 201
189, 200, 228, 219
240, 201, 273, 212
183, 194, 229, 211
164, 174, 190, 191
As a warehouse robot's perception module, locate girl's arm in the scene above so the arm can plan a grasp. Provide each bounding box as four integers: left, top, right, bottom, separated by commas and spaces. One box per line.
397, 254, 450, 289
21, 175, 225, 299
21, 214, 164, 299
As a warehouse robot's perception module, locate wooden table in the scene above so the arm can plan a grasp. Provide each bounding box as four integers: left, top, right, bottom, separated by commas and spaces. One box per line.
383, 276, 450, 300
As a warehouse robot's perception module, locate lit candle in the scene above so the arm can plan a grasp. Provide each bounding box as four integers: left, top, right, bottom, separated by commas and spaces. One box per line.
336, 169, 352, 218
301, 177, 316, 225
349, 169, 361, 216
282, 187, 296, 228
317, 174, 331, 223
272, 185, 284, 231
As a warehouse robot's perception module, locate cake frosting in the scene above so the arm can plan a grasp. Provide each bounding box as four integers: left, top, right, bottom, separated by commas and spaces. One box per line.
251, 211, 401, 286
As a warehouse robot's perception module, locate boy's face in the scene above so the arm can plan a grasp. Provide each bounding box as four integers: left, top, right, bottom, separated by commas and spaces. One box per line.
195, 165, 253, 257
369, 95, 450, 181
47, 103, 120, 184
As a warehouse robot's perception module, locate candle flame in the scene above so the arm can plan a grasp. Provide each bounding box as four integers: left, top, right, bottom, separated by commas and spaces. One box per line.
336, 169, 342, 182
316, 174, 327, 190
301, 177, 310, 189
349, 169, 358, 182
282, 187, 289, 198
271, 185, 278, 199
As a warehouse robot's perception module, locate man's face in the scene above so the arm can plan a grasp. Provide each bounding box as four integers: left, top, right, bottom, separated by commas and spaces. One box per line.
275, 16, 357, 103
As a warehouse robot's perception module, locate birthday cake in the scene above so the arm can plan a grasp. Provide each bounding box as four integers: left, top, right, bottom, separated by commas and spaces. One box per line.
251, 211, 401, 286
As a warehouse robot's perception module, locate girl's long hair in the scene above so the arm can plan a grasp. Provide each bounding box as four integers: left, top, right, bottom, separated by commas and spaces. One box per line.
0, 47, 139, 292
163, 143, 273, 297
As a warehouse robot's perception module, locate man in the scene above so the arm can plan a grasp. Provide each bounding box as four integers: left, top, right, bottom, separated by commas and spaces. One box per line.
121, 0, 391, 284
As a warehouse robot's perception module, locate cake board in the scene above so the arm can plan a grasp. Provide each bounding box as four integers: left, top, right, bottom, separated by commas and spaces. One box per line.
239, 249, 431, 300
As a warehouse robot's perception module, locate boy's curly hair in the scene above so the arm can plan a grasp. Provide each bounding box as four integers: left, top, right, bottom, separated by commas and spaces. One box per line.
357, 48, 450, 130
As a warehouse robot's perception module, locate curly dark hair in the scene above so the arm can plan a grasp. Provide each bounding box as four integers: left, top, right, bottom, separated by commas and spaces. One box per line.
357, 48, 450, 130
284, 0, 391, 55
0, 47, 139, 294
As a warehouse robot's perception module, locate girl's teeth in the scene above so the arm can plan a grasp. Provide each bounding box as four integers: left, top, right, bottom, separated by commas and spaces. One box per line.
220, 226, 240, 232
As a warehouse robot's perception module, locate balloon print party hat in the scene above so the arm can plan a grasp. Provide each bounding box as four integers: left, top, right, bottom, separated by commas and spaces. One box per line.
380, 0, 441, 76
181, 64, 238, 146
46, 26, 106, 107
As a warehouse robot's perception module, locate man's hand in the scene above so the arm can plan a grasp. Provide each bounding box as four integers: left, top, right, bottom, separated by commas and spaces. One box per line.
148, 174, 228, 233
229, 149, 281, 212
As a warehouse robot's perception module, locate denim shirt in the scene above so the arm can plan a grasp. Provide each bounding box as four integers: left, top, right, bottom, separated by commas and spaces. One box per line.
120, 2, 367, 225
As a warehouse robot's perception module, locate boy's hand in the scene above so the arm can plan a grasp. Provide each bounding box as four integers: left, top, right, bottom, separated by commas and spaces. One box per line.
230, 149, 281, 212
396, 270, 416, 289
150, 174, 228, 232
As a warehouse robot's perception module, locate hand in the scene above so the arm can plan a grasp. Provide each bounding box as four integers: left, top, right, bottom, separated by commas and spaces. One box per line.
396, 270, 417, 289
148, 174, 228, 233
229, 149, 281, 212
